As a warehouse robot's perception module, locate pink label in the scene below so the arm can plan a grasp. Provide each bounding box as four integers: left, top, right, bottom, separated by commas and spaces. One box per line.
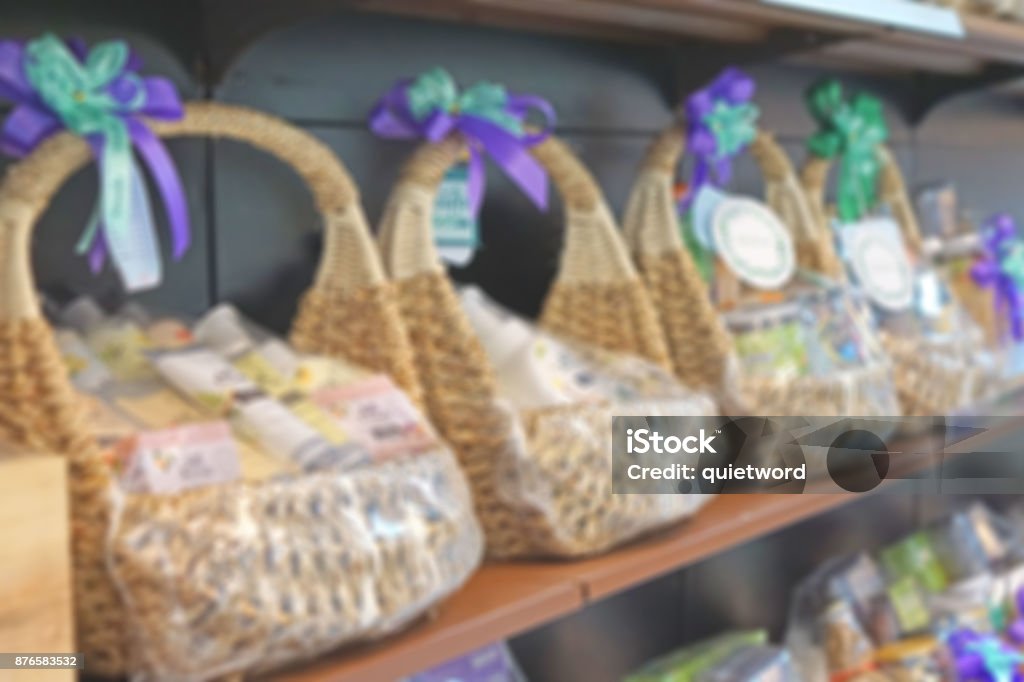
115, 421, 241, 494
313, 375, 438, 462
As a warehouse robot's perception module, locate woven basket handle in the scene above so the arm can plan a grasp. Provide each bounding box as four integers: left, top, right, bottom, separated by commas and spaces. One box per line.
0, 101, 385, 322
623, 122, 839, 276
378, 134, 637, 285
800, 145, 923, 256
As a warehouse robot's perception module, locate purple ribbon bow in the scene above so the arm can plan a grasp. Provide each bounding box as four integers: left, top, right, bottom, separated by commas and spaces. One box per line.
681, 67, 759, 210
368, 67, 555, 217
972, 213, 1024, 341
0, 35, 189, 277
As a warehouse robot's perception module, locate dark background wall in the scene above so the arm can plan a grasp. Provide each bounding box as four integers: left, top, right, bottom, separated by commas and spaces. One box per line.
3, 4, 1018, 680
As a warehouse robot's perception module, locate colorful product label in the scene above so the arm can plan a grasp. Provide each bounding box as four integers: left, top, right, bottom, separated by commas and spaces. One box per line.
114, 421, 241, 494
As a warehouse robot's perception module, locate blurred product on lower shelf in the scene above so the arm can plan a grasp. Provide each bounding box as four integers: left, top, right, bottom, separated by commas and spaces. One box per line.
45, 296, 483, 680
624, 630, 802, 681
787, 502, 1024, 681
405, 641, 527, 682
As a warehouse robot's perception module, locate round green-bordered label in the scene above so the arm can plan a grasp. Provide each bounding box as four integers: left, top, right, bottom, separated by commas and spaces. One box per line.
711, 197, 795, 290
843, 217, 913, 311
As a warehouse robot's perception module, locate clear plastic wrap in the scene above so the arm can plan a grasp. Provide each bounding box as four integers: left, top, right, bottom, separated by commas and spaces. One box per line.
50, 298, 483, 680
459, 287, 716, 557
623, 631, 782, 682
727, 283, 901, 418
107, 447, 480, 680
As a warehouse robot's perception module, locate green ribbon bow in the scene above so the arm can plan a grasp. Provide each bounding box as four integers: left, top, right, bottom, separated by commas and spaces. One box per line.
406, 66, 523, 134
24, 34, 146, 263
806, 79, 888, 223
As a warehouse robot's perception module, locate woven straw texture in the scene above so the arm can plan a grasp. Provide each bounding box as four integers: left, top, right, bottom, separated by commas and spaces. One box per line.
0, 102, 479, 677
800, 147, 1003, 415
377, 134, 712, 559
622, 123, 894, 416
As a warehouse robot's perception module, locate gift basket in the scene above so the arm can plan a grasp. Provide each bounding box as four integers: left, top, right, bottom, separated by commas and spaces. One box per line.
622, 68, 899, 417
0, 36, 481, 679
799, 79, 1002, 416
786, 503, 1024, 681
371, 67, 716, 559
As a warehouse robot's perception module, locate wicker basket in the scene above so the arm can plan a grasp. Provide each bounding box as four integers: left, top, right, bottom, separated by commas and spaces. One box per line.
801, 145, 1003, 415
377, 134, 713, 559
0, 102, 482, 678
622, 122, 898, 417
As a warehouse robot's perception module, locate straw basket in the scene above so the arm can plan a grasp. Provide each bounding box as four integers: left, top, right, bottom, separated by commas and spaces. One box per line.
377, 134, 712, 559
801, 146, 1002, 415
0, 102, 482, 678
622, 122, 897, 417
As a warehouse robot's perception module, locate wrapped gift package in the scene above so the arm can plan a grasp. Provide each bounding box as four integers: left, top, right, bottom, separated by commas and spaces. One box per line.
800, 81, 1003, 417
0, 101, 482, 680
374, 69, 716, 559
622, 69, 900, 419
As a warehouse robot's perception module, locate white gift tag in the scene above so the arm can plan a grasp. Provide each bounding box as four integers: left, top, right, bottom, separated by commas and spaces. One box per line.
689, 185, 729, 251
109, 158, 164, 292
711, 197, 796, 290
433, 164, 479, 266
841, 217, 914, 311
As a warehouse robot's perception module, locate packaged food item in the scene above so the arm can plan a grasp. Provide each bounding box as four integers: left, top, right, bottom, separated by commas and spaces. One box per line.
873, 636, 946, 682
821, 599, 877, 677
929, 573, 999, 634
54, 328, 114, 392
931, 503, 1016, 582
696, 645, 803, 682
194, 304, 367, 395
624, 631, 768, 682
460, 286, 689, 408
150, 346, 367, 472
61, 297, 158, 383
880, 532, 949, 594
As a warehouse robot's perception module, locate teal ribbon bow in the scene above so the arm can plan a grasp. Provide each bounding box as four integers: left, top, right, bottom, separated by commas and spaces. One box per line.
806, 79, 888, 223
704, 99, 758, 160
26, 36, 142, 262
406, 67, 524, 136
370, 66, 554, 217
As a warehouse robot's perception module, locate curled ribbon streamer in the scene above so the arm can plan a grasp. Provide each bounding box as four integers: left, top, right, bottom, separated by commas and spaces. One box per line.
972, 213, 1024, 342
0, 33, 189, 291
368, 66, 555, 217
805, 79, 888, 224
680, 67, 759, 210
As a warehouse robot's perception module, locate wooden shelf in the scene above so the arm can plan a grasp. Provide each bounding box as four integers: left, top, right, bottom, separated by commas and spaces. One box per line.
191, 0, 1024, 87
270, 564, 583, 682
266, 494, 862, 681
347, 0, 1024, 71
